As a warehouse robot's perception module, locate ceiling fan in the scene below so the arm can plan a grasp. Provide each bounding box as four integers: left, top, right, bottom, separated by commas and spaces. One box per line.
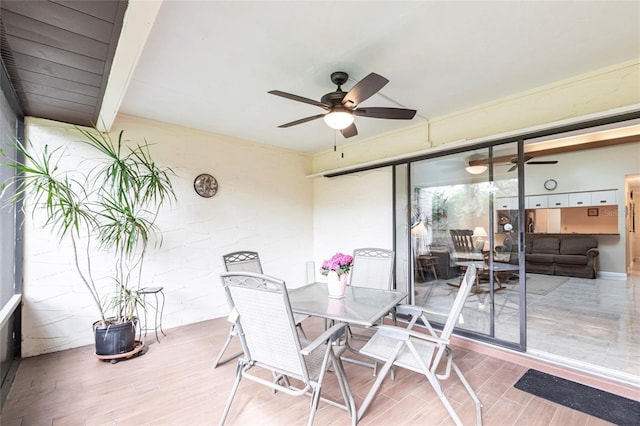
268, 71, 416, 138
507, 156, 558, 172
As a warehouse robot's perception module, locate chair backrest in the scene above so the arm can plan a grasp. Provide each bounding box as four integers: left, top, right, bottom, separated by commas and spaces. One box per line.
449, 229, 475, 254
349, 248, 395, 291
440, 264, 476, 340
222, 251, 263, 273
219, 271, 309, 381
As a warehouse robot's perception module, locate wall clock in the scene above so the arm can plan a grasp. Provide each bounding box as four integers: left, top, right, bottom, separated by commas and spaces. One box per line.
193, 173, 218, 198
544, 178, 558, 191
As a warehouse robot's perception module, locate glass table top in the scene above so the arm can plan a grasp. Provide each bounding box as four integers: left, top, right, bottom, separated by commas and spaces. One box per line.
288, 282, 407, 327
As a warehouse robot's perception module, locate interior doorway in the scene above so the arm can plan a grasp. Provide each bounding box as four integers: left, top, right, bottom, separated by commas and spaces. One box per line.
626, 174, 640, 274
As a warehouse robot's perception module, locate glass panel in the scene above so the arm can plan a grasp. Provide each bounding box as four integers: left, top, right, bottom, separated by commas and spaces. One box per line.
492, 142, 523, 344
394, 164, 410, 296
409, 144, 522, 347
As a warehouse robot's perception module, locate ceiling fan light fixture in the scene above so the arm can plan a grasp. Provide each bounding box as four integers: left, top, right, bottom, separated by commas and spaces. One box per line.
323, 108, 354, 130
465, 165, 487, 175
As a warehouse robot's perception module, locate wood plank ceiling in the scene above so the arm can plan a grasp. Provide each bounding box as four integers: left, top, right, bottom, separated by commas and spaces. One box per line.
0, 0, 127, 126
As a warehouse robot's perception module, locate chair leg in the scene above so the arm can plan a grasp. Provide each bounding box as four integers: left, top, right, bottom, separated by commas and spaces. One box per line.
220, 362, 243, 425
307, 385, 323, 426
296, 323, 308, 340
331, 356, 357, 425
451, 361, 483, 426
357, 341, 403, 421
213, 326, 243, 368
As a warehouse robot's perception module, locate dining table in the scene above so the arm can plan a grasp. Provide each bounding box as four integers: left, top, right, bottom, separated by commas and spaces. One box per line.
288, 282, 407, 328
288, 281, 407, 422
288, 282, 407, 368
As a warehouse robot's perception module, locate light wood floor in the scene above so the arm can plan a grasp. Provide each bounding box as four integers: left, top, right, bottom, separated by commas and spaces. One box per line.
1, 317, 617, 426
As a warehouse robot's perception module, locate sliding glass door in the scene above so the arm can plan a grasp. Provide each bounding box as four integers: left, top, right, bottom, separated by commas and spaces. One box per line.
404, 142, 524, 348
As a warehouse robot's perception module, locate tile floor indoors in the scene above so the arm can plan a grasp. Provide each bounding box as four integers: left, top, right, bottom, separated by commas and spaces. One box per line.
414, 266, 640, 386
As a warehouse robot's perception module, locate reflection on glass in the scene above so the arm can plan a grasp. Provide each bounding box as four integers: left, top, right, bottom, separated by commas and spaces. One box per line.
409, 145, 522, 347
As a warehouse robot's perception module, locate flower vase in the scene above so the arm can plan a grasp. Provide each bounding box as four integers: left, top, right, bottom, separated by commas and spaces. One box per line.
327, 271, 348, 298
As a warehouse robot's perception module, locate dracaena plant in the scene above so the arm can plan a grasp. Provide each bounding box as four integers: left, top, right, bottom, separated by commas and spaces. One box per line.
1, 125, 176, 326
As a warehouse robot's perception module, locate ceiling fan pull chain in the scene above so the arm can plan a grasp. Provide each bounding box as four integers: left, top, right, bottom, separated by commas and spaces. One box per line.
334, 130, 337, 152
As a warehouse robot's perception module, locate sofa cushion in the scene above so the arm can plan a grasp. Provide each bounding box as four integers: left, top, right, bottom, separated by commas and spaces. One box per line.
526, 253, 556, 263
525, 240, 533, 254
555, 254, 588, 265
531, 238, 560, 254
560, 237, 597, 255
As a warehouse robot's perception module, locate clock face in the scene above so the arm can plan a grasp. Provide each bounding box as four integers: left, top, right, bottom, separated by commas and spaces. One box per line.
544, 179, 557, 191
194, 174, 218, 198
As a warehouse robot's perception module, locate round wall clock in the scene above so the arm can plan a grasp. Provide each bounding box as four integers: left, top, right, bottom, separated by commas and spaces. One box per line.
193, 173, 218, 198
544, 178, 558, 191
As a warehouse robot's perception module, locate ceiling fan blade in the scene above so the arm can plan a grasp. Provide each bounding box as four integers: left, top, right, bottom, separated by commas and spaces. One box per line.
341, 123, 358, 138
527, 160, 559, 165
341, 73, 389, 107
354, 107, 417, 120
510, 155, 533, 164
277, 114, 325, 128
507, 164, 518, 172
268, 90, 329, 110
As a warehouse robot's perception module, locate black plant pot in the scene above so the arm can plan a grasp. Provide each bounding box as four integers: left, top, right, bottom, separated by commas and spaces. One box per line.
93, 320, 136, 356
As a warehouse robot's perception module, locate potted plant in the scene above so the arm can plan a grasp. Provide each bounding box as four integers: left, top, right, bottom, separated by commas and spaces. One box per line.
1, 125, 176, 359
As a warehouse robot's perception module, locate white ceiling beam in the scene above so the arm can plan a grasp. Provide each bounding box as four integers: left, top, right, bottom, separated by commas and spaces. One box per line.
96, 0, 163, 132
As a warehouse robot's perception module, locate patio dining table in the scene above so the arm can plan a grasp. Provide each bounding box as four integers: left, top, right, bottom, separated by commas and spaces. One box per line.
288, 282, 407, 328
288, 282, 407, 421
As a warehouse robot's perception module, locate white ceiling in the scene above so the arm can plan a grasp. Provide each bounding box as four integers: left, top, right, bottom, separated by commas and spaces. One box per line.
115, 1, 640, 155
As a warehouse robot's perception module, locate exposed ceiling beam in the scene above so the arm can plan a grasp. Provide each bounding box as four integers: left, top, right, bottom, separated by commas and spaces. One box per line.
96, 0, 163, 132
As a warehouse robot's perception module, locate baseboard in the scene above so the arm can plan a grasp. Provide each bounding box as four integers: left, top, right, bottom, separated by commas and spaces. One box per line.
597, 271, 627, 279
450, 334, 640, 402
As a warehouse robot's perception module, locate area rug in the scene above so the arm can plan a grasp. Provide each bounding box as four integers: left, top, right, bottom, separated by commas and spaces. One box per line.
514, 369, 640, 425
503, 274, 568, 296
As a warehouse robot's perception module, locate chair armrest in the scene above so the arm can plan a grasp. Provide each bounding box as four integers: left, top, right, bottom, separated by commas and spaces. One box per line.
396, 304, 449, 318
586, 248, 599, 258
300, 323, 347, 356
374, 324, 447, 345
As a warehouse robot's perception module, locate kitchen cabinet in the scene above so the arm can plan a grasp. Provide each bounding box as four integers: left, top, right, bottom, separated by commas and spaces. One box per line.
548, 193, 569, 208
495, 196, 518, 210
568, 192, 590, 207
590, 190, 617, 205
527, 195, 548, 209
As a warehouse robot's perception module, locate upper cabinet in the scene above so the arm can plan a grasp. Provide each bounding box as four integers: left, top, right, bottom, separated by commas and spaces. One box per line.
547, 193, 569, 208
496, 196, 518, 210
590, 190, 617, 206
526, 195, 548, 209
523, 189, 618, 209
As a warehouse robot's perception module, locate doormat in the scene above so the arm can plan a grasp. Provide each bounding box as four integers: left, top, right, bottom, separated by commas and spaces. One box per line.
514, 369, 640, 425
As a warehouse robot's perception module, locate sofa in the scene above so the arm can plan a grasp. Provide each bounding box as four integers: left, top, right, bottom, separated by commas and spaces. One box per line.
496, 234, 599, 279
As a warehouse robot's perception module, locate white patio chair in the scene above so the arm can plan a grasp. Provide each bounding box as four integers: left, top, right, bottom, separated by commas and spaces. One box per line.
349, 247, 395, 291
348, 248, 395, 336
219, 271, 356, 426
214, 251, 309, 368
357, 264, 482, 426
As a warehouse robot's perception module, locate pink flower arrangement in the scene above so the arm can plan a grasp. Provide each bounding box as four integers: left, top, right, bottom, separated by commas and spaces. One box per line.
320, 252, 353, 276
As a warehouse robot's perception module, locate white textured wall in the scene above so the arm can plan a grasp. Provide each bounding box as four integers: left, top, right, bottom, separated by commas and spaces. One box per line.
312, 168, 393, 282
21, 115, 313, 357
